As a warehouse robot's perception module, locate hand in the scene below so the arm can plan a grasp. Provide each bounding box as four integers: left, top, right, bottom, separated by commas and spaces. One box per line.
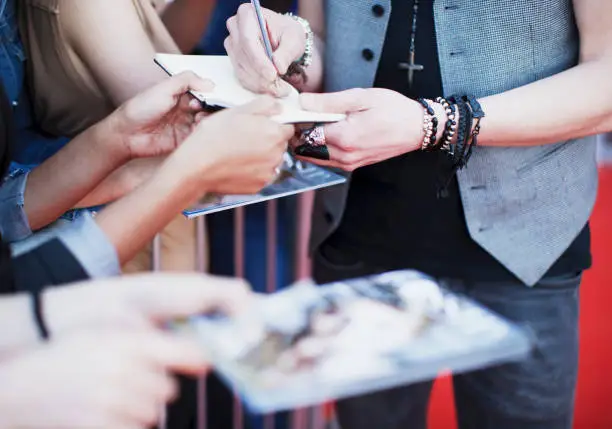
0, 330, 207, 429
296, 89, 426, 171
44, 273, 253, 337
169, 97, 295, 195
108, 72, 214, 160
225, 4, 306, 96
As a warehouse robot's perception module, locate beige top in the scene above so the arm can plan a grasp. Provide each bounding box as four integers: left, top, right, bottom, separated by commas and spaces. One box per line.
20, 0, 180, 137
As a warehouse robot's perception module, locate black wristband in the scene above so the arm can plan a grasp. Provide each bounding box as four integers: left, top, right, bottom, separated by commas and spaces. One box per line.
30, 290, 49, 340
463, 95, 485, 163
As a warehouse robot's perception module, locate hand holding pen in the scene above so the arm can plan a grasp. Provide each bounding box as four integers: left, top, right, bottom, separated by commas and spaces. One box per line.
225, 3, 309, 96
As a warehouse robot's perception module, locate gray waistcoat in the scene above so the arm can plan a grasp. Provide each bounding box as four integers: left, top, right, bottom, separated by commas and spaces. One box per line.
310, 0, 598, 286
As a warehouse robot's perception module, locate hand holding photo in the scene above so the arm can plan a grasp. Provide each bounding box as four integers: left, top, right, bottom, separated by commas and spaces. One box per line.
175, 271, 533, 413
155, 54, 346, 124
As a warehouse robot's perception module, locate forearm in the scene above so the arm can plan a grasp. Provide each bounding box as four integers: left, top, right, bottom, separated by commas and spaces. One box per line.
74, 157, 161, 208
161, 0, 216, 53
478, 57, 612, 147
94, 156, 201, 265
24, 121, 128, 230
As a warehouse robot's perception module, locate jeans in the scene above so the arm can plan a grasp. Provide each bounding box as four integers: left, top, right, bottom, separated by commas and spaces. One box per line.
313, 244, 580, 429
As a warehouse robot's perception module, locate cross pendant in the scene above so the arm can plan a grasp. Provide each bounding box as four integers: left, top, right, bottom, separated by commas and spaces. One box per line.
398, 51, 424, 89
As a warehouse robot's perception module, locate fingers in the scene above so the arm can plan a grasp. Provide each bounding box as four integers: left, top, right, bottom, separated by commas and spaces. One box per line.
127, 370, 177, 405
236, 96, 283, 116
300, 89, 369, 114
166, 71, 215, 98
271, 22, 307, 75
226, 10, 277, 91
226, 6, 300, 97
125, 273, 255, 320
132, 331, 208, 375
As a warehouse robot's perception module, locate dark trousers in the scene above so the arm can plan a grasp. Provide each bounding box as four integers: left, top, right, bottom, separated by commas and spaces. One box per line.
313, 246, 581, 429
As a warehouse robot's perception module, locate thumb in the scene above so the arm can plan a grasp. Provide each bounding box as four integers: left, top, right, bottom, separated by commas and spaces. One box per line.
165, 71, 215, 98
300, 89, 368, 114
126, 273, 255, 321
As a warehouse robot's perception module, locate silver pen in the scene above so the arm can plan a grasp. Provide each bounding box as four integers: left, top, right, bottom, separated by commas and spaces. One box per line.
250, 0, 274, 61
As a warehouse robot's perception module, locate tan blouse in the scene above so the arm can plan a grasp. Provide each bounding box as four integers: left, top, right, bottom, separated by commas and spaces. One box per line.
20, 0, 180, 137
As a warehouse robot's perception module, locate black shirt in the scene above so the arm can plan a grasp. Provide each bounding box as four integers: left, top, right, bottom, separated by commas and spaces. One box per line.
324, 0, 591, 282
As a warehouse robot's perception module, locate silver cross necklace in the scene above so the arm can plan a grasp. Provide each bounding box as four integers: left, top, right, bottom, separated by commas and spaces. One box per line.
398, 0, 423, 89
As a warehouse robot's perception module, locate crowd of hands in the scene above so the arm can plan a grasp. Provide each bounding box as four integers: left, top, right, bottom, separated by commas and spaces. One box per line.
1, 5, 434, 429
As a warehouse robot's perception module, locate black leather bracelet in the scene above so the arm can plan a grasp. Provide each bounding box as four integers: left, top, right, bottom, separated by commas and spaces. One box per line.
463, 95, 485, 163
30, 290, 49, 340
449, 95, 468, 167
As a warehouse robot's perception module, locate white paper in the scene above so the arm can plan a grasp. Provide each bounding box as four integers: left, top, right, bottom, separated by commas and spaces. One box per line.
155, 54, 346, 124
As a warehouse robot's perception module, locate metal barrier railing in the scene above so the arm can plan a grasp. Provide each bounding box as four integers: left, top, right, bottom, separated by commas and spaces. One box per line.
154, 192, 331, 429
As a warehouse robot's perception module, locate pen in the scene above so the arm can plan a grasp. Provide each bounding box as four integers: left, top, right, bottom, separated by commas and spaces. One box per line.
250, 0, 275, 61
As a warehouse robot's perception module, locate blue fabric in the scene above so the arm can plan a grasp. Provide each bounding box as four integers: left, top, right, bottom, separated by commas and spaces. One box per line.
199, 0, 247, 54
198, 0, 297, 55
0, 0, 68, 170
0, 0, 24, 106
0, 167, 31, 241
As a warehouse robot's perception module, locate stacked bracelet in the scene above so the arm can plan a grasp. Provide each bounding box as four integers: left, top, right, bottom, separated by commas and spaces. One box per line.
435, 97, 457, 153
417, 98, 438, 150
448, 94, 485, 170
415, 95, 484, 171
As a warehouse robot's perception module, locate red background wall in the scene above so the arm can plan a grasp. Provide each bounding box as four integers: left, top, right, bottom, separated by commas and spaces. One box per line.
427, 167, 612, 429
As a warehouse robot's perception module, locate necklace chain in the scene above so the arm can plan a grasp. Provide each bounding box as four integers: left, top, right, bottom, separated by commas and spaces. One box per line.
409, 0, 420, 59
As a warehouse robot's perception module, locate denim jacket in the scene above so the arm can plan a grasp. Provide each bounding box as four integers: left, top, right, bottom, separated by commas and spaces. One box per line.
0, 0, 119, 277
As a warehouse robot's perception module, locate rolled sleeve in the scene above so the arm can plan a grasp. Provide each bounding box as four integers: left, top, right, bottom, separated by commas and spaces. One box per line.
0, 168, 33, 242
55, 212, 120, 278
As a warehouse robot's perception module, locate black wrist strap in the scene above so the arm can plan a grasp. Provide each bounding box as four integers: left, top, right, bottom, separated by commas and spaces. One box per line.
30, 289, 49, 340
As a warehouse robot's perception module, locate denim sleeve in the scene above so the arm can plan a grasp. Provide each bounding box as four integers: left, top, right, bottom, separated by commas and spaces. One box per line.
0, 168, 32, 242
55, 212, 121, 278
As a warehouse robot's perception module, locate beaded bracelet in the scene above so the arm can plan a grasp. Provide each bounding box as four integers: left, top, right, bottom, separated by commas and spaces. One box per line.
435, 97, 457, 153
417, 98, 438, 150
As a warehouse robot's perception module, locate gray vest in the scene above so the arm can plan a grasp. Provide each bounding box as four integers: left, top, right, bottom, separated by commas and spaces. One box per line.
311, 0, 598, 286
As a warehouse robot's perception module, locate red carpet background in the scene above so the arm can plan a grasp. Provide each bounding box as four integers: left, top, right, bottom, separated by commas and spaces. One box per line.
427, 167, 612, 429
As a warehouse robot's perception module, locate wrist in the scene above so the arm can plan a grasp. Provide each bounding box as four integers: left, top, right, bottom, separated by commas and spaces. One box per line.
152, 149, 211, 205
93, 112, 132, 166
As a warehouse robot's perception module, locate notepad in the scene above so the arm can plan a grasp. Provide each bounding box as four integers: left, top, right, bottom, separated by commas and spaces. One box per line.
155, 54, 346, 124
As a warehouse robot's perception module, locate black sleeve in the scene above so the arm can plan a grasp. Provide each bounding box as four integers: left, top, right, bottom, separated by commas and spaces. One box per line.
11, 239, 90, 292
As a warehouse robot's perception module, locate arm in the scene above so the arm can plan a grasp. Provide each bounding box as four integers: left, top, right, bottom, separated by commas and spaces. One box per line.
478, 0, 612, 146
23, 121, 129, 232
61, 0, 171, 106
161, 0, 216, 53
94, 153, 203, 264
74, 157, 161, 208
42, 0, 178, 209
